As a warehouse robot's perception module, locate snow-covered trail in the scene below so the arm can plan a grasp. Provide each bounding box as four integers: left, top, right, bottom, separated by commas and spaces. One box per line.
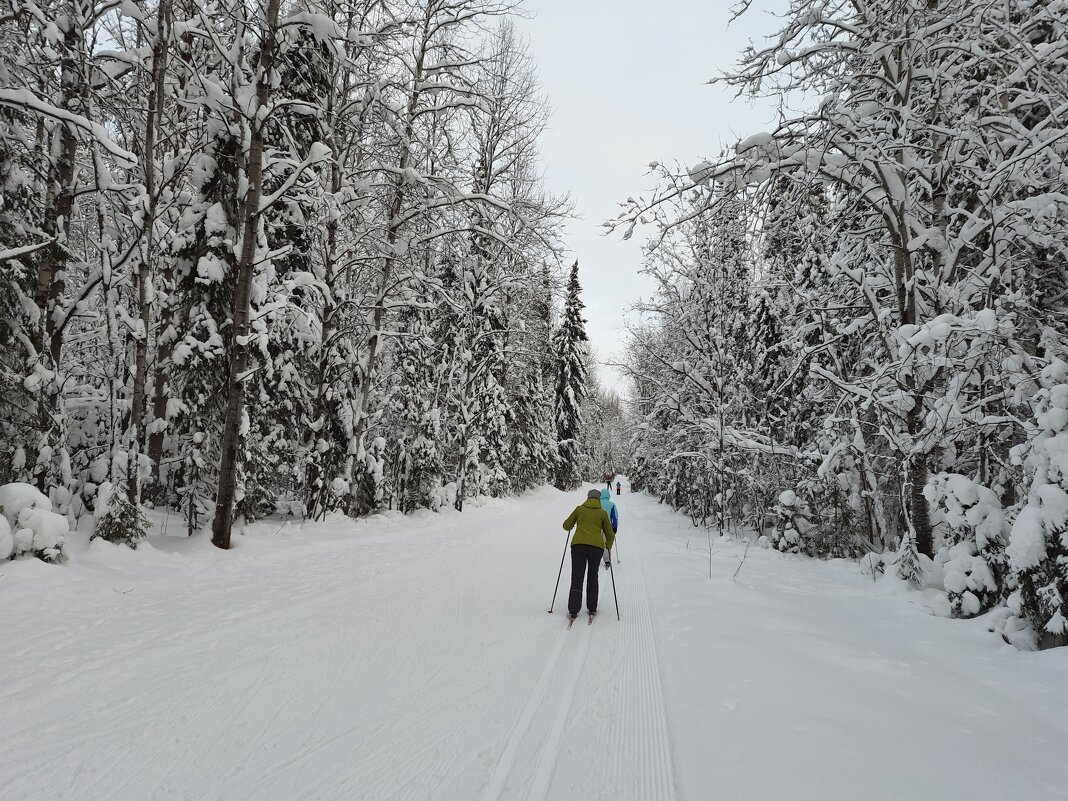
478, 494, 676, 801
1, 487, 676, 801
625, 490, 1068, 801
3, 483, 1067, 801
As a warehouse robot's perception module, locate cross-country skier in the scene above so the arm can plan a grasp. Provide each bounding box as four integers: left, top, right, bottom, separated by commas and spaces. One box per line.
600, 487, 619, 569
615, 480, 621, 496
562, 489, 615, 620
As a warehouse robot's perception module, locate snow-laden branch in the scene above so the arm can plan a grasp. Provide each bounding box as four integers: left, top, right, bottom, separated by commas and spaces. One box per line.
257, 143, 333, 213
0, 89, 137, 169
0, 239, 54, 264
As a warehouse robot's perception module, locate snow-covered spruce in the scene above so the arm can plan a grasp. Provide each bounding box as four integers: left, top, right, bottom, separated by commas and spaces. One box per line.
553, 261, 591, 492
1005, 363, 1068, 648
91, 482, 149, 549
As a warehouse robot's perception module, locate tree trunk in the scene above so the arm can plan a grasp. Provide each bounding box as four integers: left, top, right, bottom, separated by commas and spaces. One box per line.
211, 0, 281, 549
129, 0, 172, 505
147, 27, 192, 496
303, 165, 339, 521
29, 2, 82, 490
906, 405, 934, 557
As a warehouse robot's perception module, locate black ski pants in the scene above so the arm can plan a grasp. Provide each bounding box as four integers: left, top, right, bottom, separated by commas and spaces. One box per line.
568, 544, 604, 616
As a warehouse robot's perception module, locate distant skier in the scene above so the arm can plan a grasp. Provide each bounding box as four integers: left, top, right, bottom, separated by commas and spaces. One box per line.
606, 476, 612, 490
600, 488, 619, 569
562, 489, 615, 620
615, 480, 621, 496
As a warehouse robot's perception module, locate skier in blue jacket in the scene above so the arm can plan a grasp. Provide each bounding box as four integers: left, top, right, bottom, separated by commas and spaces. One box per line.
599, 488, 618, 568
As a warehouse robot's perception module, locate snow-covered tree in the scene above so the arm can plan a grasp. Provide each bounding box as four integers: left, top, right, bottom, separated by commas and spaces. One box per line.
614, 0, 1068, 639
507, 263, 557, 491
0, 0, 576, 563
552, 260, 589, 491
1006, 362, 1068, 647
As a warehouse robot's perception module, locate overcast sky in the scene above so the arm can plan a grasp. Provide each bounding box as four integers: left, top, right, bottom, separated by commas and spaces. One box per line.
514, 0, 784, 396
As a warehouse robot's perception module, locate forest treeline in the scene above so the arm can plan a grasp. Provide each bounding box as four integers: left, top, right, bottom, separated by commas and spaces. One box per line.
619, 0, 1068, 648
0, 0, 626, 553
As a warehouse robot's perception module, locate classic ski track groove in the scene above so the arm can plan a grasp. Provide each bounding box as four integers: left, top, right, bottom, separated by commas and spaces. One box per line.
478, 628, 568, 801
620, 538, 678, 801
526, 621, 593, 801
479, 533, 679, 801
585, 515, 677, 801
270, 559, 520, 801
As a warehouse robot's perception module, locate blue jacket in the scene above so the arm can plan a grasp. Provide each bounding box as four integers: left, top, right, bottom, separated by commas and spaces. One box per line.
599, 488, 618, 533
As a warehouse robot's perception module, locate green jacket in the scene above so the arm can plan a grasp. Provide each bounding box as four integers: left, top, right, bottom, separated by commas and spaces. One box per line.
563, 498, 615, 550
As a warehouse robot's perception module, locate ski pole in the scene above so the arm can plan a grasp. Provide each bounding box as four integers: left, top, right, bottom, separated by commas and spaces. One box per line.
608, 542, 620, 620
547, 527, 572, 613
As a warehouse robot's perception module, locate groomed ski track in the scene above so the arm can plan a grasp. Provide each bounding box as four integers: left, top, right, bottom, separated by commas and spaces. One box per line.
480, 534, 676, 801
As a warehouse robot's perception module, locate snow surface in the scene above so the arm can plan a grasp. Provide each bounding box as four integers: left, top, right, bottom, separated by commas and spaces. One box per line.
2, 482, 1067, 801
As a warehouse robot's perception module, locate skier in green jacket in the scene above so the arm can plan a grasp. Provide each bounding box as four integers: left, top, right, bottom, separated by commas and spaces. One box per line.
562, 489, 615, 620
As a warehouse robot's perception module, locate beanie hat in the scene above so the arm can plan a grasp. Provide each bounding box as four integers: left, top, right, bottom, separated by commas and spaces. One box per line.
587, 489, 601, 499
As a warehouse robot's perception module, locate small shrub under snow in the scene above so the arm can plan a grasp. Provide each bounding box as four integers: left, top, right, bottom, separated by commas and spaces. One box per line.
925, 473, 1008, 618
937, 542, 998, 617
91, 483, 148, 548
0, 482, 52, 526
429, 482, 458, 512
1003, 364, 1068, 647
0, 482, 69, 562
771, 480, 862, 559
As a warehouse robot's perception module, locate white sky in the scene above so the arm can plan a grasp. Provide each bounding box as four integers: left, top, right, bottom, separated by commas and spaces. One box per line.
515, 0, 785, 396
